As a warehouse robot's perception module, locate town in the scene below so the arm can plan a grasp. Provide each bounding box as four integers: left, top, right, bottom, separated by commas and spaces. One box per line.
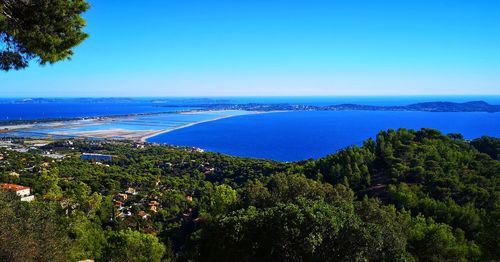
0, 137, 210, 226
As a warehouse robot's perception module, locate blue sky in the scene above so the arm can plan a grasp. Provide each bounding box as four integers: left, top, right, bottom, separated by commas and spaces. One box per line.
2, 0, 500, 97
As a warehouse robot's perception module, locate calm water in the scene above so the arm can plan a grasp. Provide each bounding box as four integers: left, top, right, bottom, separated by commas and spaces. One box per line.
0, 102, 191, 120
2, 96, 500, 120
148, 111, 500, 162
1, 111, 250, 138
2, 97, 499, 161
227, 95, 500, 106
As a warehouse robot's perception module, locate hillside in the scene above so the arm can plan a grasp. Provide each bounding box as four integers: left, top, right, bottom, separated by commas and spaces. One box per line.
0, 130, 498, 261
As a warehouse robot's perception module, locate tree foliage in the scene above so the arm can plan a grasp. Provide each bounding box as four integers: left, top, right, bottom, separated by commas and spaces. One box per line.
471, 136, 500, 160
0, 191, 70, 262
198, 197, 410, 262
0, 0, 89, 71
103, 229, 166, 262
0, 129, 498, 261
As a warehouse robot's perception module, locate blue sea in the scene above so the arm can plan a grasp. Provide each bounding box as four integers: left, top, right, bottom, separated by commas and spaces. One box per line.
1, 96, 499, 161
0, 102, 190, 120
148, 110, 500, 161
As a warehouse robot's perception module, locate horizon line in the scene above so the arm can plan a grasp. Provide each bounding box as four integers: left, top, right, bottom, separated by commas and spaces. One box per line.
2, 94, 500, 99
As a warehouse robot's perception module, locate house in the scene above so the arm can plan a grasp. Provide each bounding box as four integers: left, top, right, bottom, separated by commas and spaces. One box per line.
0, 183, 35, 202
113, 200, 124, 208
114, 193, 128, 201
148, 200, 159, 206
42, 152, 66, 159
125, 187, 137, 195
148, 200, 160, 212
191, 147, 204, 153
81, 153, 112, 162
137, 210, 150, 220
185, 195, 193, 202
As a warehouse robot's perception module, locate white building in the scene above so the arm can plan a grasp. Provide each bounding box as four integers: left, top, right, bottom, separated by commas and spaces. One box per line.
0, 183, 35, 202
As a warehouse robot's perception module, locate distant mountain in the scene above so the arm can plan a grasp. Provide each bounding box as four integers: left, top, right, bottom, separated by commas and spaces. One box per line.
327, 101, 500, 112
404, 101, 499, 112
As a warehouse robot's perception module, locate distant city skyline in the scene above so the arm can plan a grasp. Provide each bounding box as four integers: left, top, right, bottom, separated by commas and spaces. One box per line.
2, 0, 500, 97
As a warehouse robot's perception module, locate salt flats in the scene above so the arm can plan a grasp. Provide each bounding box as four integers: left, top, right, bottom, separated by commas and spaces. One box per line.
0, 110, 254, 142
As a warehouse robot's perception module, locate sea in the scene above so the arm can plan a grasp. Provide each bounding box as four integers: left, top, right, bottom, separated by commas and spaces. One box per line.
148, 110, 500, 161
1, 96, 499, 161
0, 101, 187, 120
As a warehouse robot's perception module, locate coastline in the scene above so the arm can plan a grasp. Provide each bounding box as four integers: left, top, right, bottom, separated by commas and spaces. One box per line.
139, 110, 276, 142
0, 109, 279, 142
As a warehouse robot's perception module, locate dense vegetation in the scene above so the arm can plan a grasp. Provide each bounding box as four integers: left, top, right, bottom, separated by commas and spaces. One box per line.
0, 129, 498, 261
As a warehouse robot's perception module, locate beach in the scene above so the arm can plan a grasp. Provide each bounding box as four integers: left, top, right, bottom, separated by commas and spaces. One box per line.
139, 114, 243, 142
0, 110, 263, 142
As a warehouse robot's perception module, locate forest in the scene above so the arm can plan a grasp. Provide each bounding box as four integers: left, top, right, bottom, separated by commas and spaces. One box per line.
0, 128, 498, 262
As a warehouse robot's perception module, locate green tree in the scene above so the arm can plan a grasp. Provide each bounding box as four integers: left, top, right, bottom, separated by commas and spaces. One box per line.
198, 198, 409, 262
471, 136, 500, 160
407, 215, 481, 261
0, 191, 70, 262
36, 169, 63, 200
69, 217, 106, 261
104, 229, 166, 262
0, 0, 89, 70
210, 184, 238, 215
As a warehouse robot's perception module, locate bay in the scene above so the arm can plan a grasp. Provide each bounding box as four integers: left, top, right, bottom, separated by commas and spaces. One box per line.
147, 110, 500, 161
0, 102, 189, 120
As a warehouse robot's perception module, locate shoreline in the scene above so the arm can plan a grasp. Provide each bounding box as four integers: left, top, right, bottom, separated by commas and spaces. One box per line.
0, 108, 235, 128
0, 110, 281, 142
0, 109, 244, 135
139, 110, 277, 142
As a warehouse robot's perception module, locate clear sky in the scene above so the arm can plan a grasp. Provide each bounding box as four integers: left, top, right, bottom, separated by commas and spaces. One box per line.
2, 0, 500, 97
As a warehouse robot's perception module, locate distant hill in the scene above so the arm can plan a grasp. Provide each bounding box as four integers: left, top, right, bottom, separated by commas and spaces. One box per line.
329, 100, 500, 112
166, 100, 500, 113
5, 98, 500, 112
404, 101, 500, 112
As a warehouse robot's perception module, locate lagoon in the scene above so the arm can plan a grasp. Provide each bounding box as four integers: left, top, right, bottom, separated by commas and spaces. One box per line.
0, 110, 252, 141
